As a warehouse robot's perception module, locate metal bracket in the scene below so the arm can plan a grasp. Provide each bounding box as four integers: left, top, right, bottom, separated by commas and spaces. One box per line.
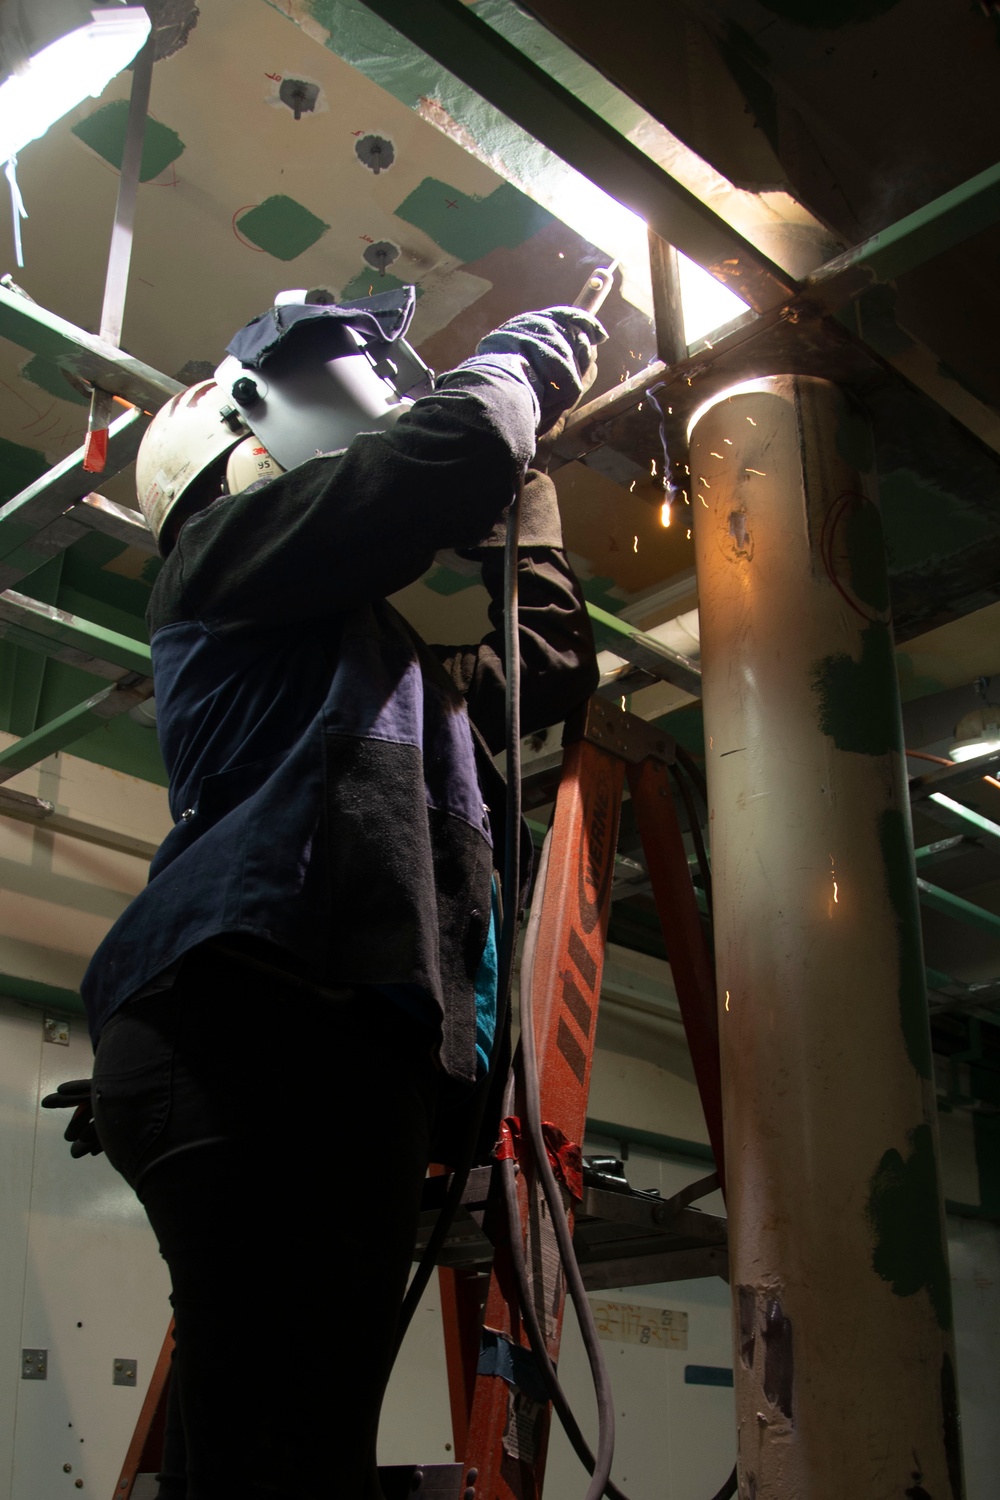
21, 1348, 47, 1379
582, 697, 677, 767
43, 1016, 69, 1045
113, 1358, 138, 1387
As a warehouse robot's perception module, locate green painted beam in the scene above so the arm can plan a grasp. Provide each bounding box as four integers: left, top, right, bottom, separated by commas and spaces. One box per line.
928, 792, 1000, 846
809, 161, 1000, 297
0, 677, 152, 782
0, 589, 151, 678
0, 408, 149, 585
360, 0, 794, 314
587, 602, 701, 696
917, 878, 1000, 939
0, 971, 85, 1017
0, 285, 182, 411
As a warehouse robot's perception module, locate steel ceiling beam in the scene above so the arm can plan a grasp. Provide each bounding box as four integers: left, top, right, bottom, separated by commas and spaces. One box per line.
0, 285, 183, 411
0, 406, 151, 587
0, 589, 152, 678
359, 0, 795, 314
0, 676, 153, 784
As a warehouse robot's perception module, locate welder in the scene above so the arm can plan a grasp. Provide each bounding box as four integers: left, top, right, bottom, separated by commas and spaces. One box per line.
69, 290, 604, 1500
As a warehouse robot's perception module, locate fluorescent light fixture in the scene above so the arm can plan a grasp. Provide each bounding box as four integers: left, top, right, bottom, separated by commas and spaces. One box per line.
0, 4, 151, 263
949, 709, 1000, 763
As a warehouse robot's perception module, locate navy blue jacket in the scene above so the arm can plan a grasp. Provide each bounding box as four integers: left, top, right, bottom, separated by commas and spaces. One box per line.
81, 376, 598, 1084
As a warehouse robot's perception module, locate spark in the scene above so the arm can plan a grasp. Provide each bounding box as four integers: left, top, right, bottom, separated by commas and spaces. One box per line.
650, 458, 657, 477
550, 381, 560, 389
629, 480, 636, 493
723, 438, 733, 445
667, 406, 673, 414
725, 989, 730, 1012
710, 451, 723, 459
620, 695, 627, 711
660, 500, 671, 528
683, 464, 690, 475
638, 402, 643, 412
830, 854, 839, 905
699, 477, 710, 488
698, 494, 708, 508
745, 467, 766, 476
746, 416, 757, 426
558, 251, 565, 258
633, 535, 638, 553
709, 736, 713, 748
686, 528, 691, 539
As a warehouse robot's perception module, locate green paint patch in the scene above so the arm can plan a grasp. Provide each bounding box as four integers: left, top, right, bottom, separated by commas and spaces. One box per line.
878, 807, 933, 1079
842, 498, 889, 614
879, 470, 994, 575
895, 653, 943, 703
236, 196, 329, 261
424, 564, 480, 596
394, 178, 552, 264
72, 100, 184, 182
811, 621, 900, 755
866, 1122, 951, 1329
21, 355, 89, 407
0, 434, 48, 503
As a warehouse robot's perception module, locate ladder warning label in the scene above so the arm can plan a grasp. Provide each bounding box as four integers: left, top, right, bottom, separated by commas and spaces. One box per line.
502, 1390, 545, 1464
591, 1300, 688, 1350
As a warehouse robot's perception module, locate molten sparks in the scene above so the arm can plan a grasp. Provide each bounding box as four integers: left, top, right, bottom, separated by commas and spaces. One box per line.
746, 416, 757, 426
660, 500, 671, 527
629, 480, 636, 493
725, 990, 730, 1012
699, 494, 708, 508
686, 528, 691, 539
830, 855, 839, 905
650, 458, 658, 477
699, 476, 710, 488
745, 467, 766, 476
710, 451, 723, 459
633, 535, 638, 553
723, 438, 733, 445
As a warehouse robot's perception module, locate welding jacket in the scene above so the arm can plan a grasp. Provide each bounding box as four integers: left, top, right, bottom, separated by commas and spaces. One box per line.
81, 370, 598, 1086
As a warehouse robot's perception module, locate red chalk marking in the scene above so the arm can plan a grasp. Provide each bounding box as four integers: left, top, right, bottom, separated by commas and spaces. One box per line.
231, 205, 267, 252
265, 72, 282, 82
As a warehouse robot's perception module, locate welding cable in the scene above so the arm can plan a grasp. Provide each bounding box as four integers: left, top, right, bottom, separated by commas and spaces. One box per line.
669, 760, 713, 917
393, 482, 525, 1356
674, 741, 709, 805
498, 835, 630, 1500
514, 859, 617, 1500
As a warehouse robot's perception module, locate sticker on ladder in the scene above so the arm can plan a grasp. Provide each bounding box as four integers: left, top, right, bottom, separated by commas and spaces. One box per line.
502, 1390, 545, 1465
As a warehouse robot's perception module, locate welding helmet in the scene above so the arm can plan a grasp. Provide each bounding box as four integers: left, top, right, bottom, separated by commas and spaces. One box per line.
135, 381, 248, 548
213, 285, 432, 472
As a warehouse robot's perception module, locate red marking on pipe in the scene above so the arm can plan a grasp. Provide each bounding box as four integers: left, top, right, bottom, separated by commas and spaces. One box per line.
265, 72, 282, 81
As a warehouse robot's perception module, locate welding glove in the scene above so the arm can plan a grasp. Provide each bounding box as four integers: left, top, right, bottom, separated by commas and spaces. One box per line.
41, 1078, 104, 1158
475, 306, 607, 434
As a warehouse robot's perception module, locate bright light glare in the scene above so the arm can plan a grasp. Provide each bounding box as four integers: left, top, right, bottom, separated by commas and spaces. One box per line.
676, 252, 749, 345
0, 8, 151, 162
948, 737, 1000, 763
547, 174, 749, 345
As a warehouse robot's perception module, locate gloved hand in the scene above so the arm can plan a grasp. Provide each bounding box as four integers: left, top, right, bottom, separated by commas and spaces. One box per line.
476, 306, 607, 434
41, 1078, 104, 1159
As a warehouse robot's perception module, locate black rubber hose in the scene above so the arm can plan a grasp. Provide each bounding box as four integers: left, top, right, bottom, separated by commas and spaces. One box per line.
393, 484, 524, 1354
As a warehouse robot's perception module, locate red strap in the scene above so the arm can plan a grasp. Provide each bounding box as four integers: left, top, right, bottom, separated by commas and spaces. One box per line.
83, 427, 109, 474
542, 1122, 583, 1200
495, 1116, 522, 1162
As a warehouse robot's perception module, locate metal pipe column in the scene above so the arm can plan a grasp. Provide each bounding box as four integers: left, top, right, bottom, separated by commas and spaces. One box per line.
689, 376, 963, 1499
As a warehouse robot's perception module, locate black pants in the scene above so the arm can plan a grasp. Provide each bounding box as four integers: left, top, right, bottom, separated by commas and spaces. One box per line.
92, 947, 442, 1500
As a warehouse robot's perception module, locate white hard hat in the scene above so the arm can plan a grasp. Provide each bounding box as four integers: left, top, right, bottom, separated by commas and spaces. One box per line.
136, 381, 248, 549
